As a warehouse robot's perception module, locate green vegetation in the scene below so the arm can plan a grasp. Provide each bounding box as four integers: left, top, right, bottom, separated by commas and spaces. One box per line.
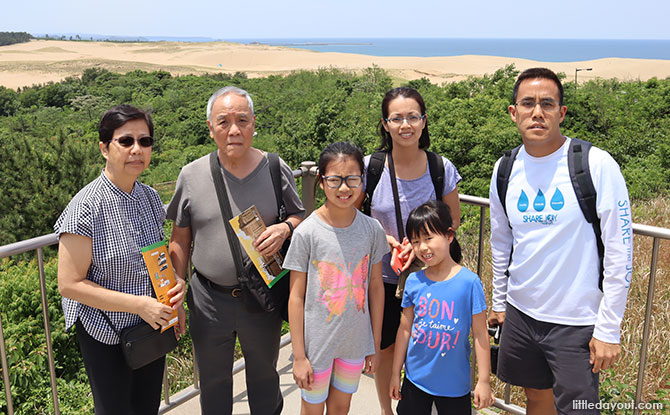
1, 66, 669, 413
2, 65, 670, 245
0, 32, 32, 46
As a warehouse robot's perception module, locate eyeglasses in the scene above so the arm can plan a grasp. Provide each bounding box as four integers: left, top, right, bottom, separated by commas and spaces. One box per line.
514, 99, 560, 113
111, 136, 154, 148
321, 175, 363, 189
384, 114, 425, 126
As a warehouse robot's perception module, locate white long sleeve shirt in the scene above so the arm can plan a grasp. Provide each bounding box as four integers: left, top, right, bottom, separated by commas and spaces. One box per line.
489, 137, 633, 343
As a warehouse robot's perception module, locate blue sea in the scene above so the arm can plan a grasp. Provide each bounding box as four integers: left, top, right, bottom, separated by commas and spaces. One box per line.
227, 38, 670, 62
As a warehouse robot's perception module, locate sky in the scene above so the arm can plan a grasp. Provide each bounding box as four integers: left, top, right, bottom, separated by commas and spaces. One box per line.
3, 0, 670, 40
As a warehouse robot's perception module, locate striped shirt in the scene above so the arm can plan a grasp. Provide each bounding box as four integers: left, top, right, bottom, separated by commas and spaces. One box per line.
54, 171, 165, 344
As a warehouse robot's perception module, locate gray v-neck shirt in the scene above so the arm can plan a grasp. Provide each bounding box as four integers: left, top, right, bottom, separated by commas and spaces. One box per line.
166, 153, 305, 285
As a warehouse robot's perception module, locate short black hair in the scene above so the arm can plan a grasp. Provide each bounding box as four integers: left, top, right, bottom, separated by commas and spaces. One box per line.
512, 67, 564, 106
98, 104, 154, 144
405, 200, 462, 263
377, 87, 430, 152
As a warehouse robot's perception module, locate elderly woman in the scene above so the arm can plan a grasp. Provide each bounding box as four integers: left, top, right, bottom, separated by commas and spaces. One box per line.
55, 104, 186, 414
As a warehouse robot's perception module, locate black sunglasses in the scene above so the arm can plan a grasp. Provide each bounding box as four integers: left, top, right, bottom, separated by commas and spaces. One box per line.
111, 136, 154, 148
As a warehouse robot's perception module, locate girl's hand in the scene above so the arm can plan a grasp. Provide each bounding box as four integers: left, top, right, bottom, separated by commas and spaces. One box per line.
364, 351, 380, 374
168, 277, 186, 309
137, 296, 174, 330
293, 357, 314, 390
389, 374, 402, 400
473, 380, 495, 409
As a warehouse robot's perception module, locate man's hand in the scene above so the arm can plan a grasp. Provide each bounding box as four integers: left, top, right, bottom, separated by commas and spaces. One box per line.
488, 310, 506, 327
254, 223, 289, 257
589, 337, 620, 373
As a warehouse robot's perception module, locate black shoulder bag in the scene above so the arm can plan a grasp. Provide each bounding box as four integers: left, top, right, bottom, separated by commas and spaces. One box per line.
100, 312, 177, 370
208, 151, 291, 320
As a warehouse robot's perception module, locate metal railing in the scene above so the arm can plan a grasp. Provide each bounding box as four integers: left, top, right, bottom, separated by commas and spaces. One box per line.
0, 165, 668, 415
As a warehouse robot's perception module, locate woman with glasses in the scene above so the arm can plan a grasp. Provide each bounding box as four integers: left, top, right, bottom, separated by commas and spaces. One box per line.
362, 87, 462, 414
54, 104, 186, 414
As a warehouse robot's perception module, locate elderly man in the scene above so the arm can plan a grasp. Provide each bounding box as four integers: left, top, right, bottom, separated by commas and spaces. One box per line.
168, 86, 304, 414
488, 68, 632, 415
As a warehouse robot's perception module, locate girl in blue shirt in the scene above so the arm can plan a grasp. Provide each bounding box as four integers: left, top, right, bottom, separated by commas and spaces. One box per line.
390, 200, 494, 414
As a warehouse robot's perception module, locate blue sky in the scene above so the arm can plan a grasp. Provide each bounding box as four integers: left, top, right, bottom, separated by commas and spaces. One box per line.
3, 0, 669, 40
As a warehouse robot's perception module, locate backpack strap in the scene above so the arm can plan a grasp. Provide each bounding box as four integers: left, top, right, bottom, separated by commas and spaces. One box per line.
267, 152, 287, 222
496, 144, 522, 215
426, 151, 444, 200
568, 139, 604, 290
363, 151, 387, 215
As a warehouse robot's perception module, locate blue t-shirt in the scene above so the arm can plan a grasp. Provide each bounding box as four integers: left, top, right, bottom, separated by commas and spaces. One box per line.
402, 267, 487, 397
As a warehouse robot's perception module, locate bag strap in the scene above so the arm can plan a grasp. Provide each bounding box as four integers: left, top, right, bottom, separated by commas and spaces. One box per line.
426, 151, 444, 200
363, 151, 387, 215
386, 151, 406, 240
208, 151, 246, 280
267, 152, 287, 222
496, 144, 522, 216
567, 138, 604, 290
99, 310, 121, 337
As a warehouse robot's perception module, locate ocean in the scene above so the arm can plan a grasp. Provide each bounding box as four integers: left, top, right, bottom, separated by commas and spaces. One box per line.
227, 38, 670, 62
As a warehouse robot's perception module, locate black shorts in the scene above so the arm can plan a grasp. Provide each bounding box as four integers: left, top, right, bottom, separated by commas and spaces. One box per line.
497, 304, 599, 414
396, 376, 470, 415
381, 282, 403, 350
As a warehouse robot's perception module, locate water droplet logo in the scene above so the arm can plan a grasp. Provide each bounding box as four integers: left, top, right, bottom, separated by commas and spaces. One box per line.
517, 190, 529, 212
533, 189, 546, 211
550, 189, 565, 210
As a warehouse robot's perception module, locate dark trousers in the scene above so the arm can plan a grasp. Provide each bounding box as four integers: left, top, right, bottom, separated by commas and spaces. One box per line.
76, 320, 165, 415
396, 377, 471, 415
188, 272, 283, 415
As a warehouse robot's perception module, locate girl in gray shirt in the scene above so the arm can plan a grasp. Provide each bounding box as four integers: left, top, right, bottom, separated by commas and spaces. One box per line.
284, 142, 388, 414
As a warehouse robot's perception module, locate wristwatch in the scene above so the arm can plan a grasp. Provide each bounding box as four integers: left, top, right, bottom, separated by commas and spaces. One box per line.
284, 220, 294, 238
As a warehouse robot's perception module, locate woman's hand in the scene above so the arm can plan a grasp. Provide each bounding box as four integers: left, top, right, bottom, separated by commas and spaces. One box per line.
398, 238, 415, 272
292, 357, 314, 390
168, 277, 186, 309
137, 296, 174, 330
254, 223, 290, 257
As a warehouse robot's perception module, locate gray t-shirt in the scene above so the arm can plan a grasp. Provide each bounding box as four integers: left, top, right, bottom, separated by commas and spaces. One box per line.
166, 152, 305, 285
283, 211, 389, 370
364, 154, 461, 284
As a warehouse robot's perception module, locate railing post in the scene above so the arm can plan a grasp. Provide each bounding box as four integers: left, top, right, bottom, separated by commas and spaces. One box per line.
0, 309, 14, 415
37, 247, 60, 415
300, 161, 317, 216
633, 237, 660, 415
163, 363, 170, 405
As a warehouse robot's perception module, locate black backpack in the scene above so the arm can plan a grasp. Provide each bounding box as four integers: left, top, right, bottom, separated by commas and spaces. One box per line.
496, 138, 605, 290
363, 150, 445, 216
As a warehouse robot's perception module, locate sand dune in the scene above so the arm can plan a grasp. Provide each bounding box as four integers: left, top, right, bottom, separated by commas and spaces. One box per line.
1, 40, 669, 89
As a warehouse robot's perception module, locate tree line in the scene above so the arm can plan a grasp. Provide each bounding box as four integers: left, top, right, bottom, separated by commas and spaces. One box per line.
0, 31, 32, 46
1, 66, 669, 246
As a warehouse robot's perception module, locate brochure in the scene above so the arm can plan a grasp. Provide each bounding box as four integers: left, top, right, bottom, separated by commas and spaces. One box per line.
229, 205, 289, 287
141, 240, 179, 332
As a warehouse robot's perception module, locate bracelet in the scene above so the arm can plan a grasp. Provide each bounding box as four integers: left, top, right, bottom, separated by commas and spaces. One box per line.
284, 220, 294, 238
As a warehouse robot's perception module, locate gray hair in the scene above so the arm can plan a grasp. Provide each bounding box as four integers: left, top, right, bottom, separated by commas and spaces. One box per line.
206, 86, 254, 122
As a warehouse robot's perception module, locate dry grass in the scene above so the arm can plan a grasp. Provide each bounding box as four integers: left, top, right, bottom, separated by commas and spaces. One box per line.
458, 196, 670, 409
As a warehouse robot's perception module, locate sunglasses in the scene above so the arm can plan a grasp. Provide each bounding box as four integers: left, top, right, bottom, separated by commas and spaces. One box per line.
111, 136, 154, 148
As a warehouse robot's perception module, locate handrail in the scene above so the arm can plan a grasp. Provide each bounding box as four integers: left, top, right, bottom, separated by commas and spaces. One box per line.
0, 166, 667, 415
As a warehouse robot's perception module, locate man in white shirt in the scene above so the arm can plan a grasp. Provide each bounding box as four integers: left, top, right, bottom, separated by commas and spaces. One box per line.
488, 68, 633, 415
